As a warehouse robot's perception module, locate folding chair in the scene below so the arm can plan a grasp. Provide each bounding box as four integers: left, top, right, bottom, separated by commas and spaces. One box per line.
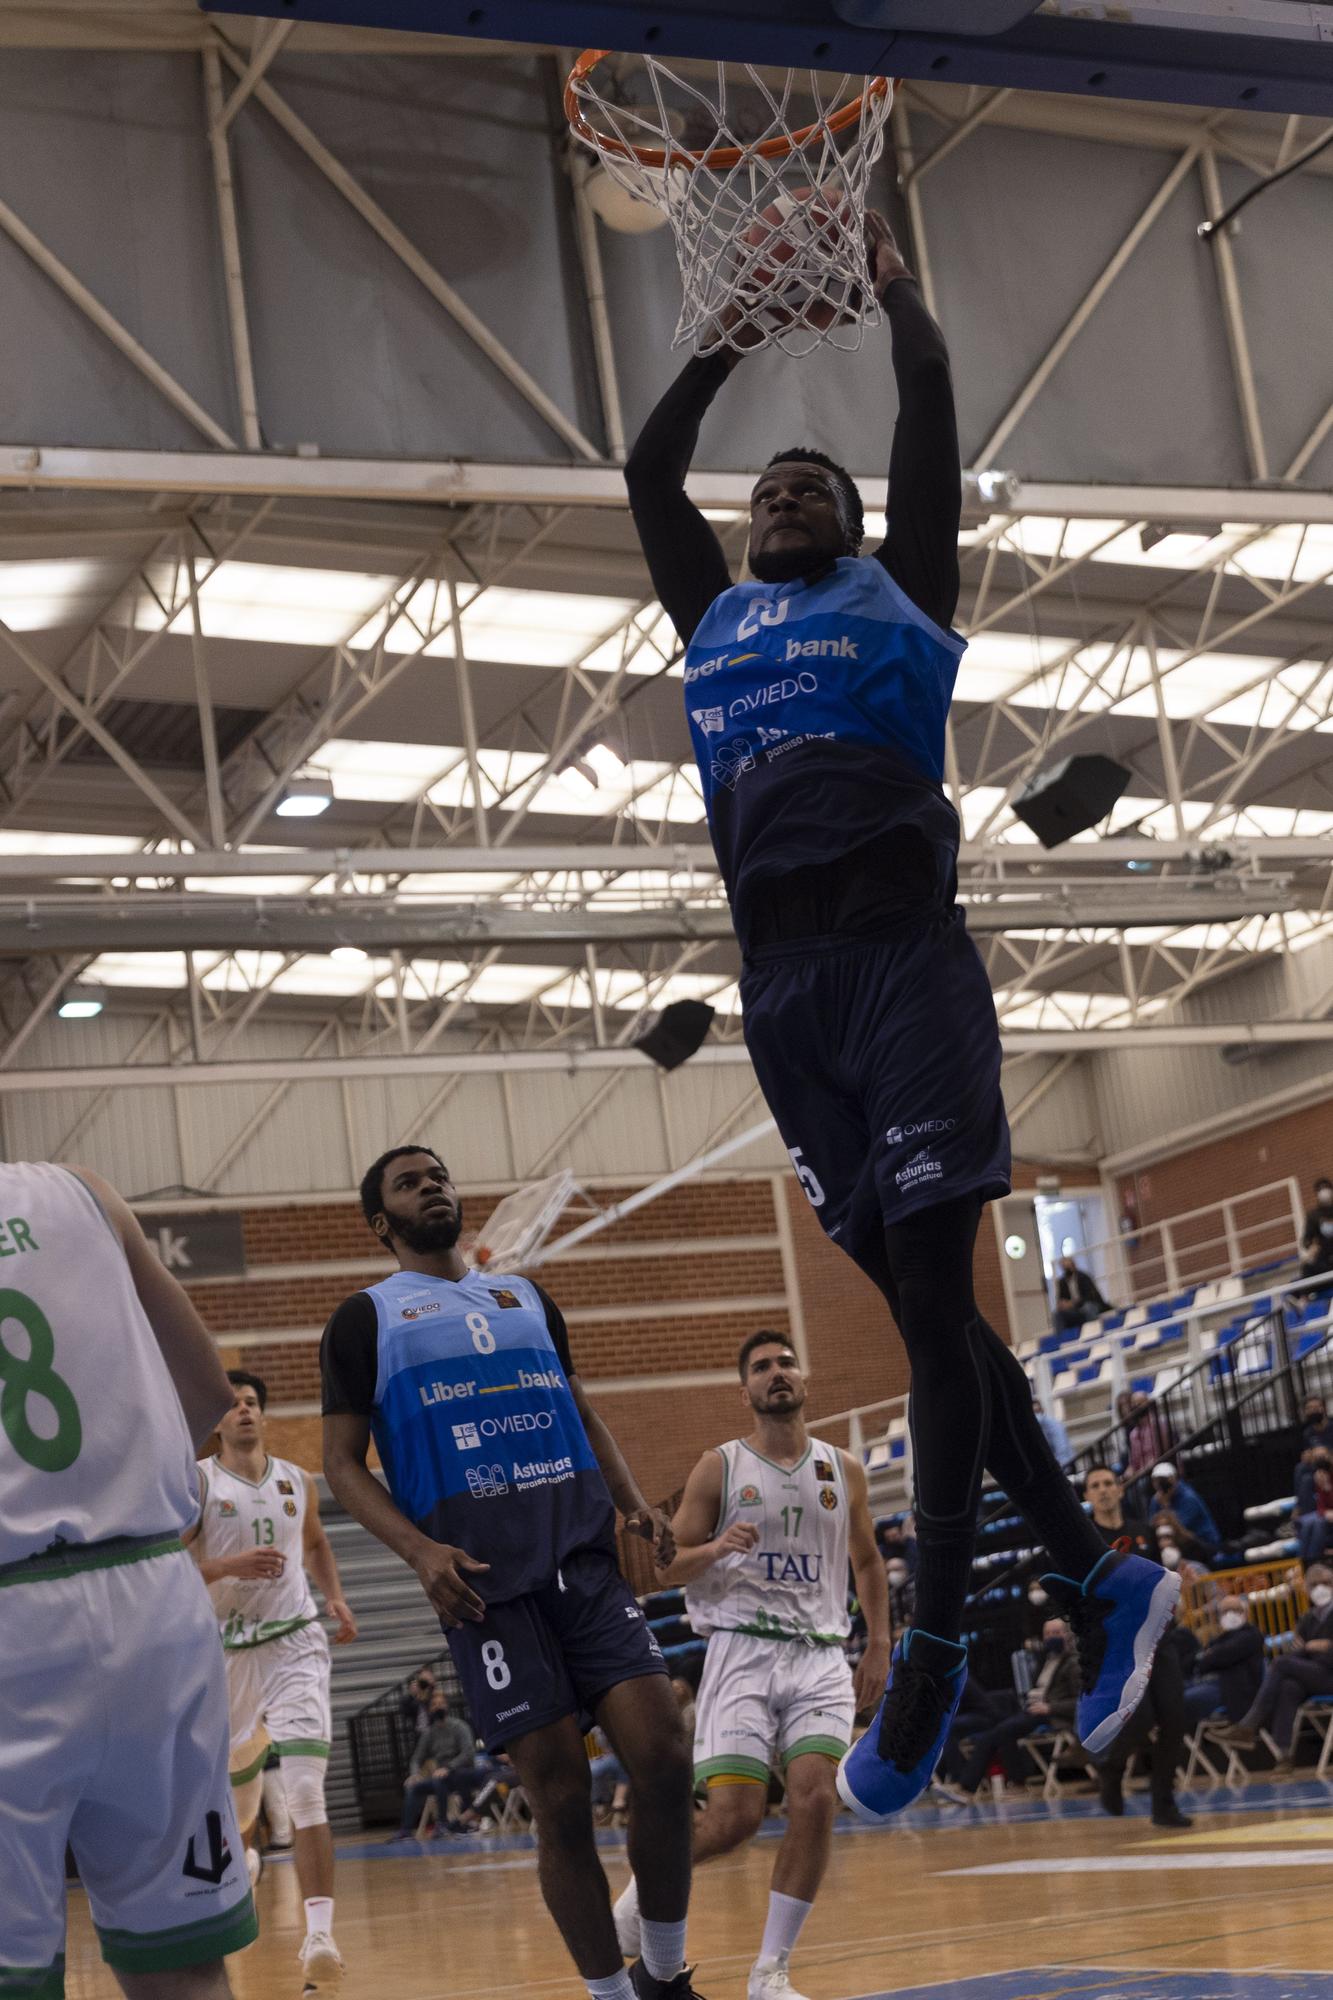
1291, 1695, 1333, 1777
1181, 1718, 1226, 1784
1023, 1727, 1098, 1801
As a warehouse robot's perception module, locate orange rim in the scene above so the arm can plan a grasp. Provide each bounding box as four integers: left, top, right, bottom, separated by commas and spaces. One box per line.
565, 50, 893, 174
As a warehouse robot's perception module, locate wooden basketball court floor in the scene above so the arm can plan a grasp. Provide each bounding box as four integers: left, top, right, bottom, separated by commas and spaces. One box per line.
61, 1779, 1333, 2000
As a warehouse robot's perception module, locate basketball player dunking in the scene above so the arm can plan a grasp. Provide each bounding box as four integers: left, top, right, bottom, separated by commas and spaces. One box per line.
625, 209, 1178, 1817
321, 1146, 706, 2000
615, 1332, 888, 2000
184, 1370, 356, 1991
0, 1162, 255, 1998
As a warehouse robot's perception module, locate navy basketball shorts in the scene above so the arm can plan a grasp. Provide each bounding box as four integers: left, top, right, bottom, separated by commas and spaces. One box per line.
740, 908, 1011, 1281
447, 1547, 667, 1752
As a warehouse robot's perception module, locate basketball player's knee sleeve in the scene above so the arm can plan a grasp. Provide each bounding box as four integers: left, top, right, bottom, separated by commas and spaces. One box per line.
283, 1755, 329, 1829
231, 1766, 264, 1834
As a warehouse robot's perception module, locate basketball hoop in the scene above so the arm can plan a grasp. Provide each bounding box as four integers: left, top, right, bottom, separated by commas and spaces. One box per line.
469, 1171, 582, 1273
565, 54, 894, 358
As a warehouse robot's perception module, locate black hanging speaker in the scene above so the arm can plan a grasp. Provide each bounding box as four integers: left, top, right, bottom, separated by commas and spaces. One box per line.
633, 999, 715, 1071
1011, 754, 1132, 850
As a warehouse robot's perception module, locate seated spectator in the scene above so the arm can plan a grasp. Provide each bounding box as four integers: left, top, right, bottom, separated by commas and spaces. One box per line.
886, 1552, 915, 1636
1217, 1565, 1333, 1771
1292, 1448, 1333, 1567
1182, 1595, 1265, 1730
1153, 1513, 1209, 1585
389, 1690, 482, 1840
1054, 1255, 1110, 1332
878, 1515, 917, 1577
935, 1671, 1018, 1800
1033, 1395, 1071, 1467
1149, 1461, 1220, 1552
944, 1621, 1080, 1797
1124, 1393, 1174, 1478
399, 1664, 437, 1735
1298, 1179, 1333, 1284
588, 1728, 629, 1825
1299, 1394, 1333, 1456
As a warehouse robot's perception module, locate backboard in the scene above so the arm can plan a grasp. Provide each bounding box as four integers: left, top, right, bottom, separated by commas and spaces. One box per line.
203, 0, 1333, 116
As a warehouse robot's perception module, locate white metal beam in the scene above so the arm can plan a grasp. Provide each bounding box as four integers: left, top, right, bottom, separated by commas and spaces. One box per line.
3, 1014, 1333, 1096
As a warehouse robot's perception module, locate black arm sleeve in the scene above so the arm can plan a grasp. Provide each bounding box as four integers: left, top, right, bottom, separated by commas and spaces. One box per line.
624, 352, 737, 645
531, 1280, 575, 1379
320, 1292, 379, 1416
873, 278, 962, 634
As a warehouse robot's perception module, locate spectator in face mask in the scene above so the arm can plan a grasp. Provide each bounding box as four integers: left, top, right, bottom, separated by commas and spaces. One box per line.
1218, 1565, 1333, 1770
1024, 1576, 1053, 1644
1299, 1396, 1333, 1457
1153, 1512, 1209, 1583
886, 1554, 915, 1634
1182, 1596, 1265, 1729
1299, 1179, 1333, 1281
1291, 1449, 1333, 1567
1148, 1463, 1220, 1554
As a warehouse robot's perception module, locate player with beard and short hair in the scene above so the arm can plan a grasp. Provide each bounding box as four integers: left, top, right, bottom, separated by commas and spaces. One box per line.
624, 210, 1178, 1818
321, 1147, 706, 2000
615, 1331, 888, 2000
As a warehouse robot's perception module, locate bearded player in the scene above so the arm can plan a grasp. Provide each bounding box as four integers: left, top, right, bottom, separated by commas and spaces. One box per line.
615, 1331, 887, 2000
185, 1372, 356, 1991
624, 209, 1177, 1819
321, 1146, 705, 2000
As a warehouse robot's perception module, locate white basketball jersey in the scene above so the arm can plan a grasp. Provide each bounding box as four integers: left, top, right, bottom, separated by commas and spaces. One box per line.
197, 1453, 319, 1649
0, 1162, 198, 1567
684, 1436, 851, 1643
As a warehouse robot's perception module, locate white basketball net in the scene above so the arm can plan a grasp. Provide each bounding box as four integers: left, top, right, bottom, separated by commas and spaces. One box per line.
567, 59, 894, 358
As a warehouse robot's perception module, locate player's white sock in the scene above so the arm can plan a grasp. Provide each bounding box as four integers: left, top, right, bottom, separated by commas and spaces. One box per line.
758, 1891, 812, 1966
639, 1916, 687, 1981
586, 1973, 635, 2000
304, 1896, 335, 1938
612, 1876, 641, 1956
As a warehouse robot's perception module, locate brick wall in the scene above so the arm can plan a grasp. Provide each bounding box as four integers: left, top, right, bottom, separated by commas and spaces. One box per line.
1113, 1092, 1332, 1262
187, 1167, 1026, 1504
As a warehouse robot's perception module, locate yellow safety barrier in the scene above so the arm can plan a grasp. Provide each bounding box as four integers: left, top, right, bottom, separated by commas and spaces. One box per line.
1183, 1559, 1308, 1644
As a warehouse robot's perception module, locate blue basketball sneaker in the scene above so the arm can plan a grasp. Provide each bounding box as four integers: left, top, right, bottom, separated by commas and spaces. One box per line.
1042, 1549, 1181, 1754
836, 1629, 967, 1823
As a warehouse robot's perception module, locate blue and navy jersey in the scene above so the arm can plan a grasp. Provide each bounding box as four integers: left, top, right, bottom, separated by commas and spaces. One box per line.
683, 556, 966, 946
320, 1269, 616, 1602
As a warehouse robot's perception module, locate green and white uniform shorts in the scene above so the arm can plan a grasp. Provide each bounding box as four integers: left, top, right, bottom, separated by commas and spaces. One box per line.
0, 1537, 255, 1996
224, 1616, 331, 1779
693, 1627, 855, 1786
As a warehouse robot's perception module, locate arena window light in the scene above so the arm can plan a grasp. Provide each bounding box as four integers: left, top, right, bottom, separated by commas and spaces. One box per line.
127, 560, 399, 647
0, 559, 109, 632
351, 583, 643, 669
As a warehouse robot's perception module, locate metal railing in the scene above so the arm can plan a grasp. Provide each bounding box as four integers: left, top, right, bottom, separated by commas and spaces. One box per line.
1089, 1176, 1302, 1307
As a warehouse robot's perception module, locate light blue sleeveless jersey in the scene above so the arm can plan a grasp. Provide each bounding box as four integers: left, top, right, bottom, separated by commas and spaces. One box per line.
364, 1268, 615, 1602
683, 555, 966, 942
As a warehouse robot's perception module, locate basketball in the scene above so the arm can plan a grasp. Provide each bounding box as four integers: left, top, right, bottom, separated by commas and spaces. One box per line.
735, 180, 860, 329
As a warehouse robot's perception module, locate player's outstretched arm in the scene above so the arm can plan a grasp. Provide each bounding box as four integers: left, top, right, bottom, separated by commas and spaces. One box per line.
323, 1410, 488, 1627
623, 340, 743, 647
864, 213, 962, 635
303, 1469, 358, 1643
655, 1449, 755, 1586
71, 1165, 232, 1451
843, 1450, 891, 1714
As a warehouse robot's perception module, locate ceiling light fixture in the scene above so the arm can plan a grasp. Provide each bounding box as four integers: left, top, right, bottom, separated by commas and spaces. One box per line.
58, 985, 106, 1021
275, 770, 334, 819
